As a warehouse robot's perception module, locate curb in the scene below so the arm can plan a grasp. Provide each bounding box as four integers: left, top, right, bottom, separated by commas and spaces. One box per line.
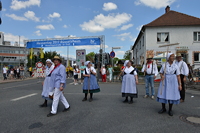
0, 77, 37, 84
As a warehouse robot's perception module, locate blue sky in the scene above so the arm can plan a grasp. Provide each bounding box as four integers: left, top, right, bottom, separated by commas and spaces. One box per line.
1, 0, 200, 59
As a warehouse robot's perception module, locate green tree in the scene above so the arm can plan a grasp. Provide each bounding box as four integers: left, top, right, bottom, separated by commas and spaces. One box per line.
123, 50, 130, 60
113, 57, 119, 64
86, 52, 95, 62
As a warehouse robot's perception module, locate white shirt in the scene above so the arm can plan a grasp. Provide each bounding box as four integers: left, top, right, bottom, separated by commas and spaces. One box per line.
73, 68, 79, 75
142, 62, 158, 76
101, 68, 106, 75
175, 60, 189, 76
3, 67, 7, 73
83, 67, 96, 75
124, 66, 137, 75
160, 62, 180, 75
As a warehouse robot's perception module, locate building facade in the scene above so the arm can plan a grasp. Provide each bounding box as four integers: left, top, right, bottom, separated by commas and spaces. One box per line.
131, 6, 200, 69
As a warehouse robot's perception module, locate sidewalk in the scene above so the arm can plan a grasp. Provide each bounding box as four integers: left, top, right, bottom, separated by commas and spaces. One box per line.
0, 77, 37, 84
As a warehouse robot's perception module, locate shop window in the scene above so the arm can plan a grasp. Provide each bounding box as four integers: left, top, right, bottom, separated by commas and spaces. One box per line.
194, 53, 200, 62
157, 33, 169, 42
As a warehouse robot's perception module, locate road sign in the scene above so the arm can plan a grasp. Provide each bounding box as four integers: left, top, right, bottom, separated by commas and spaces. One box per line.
76, 49, 86, 67
36, 62, 43, 68
110, 51, 115, 58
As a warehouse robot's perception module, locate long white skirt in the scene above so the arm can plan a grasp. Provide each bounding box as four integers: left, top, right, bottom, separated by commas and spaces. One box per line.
42, 76, 54, 100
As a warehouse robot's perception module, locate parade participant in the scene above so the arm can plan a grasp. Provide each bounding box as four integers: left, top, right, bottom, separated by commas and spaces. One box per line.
73, 65, 79, 85
175, 53, 189, 102
47, 56, 70, 117
141, 55, 158, 99
2, 65, 7, 80
157, 53, 182, 116
108, 64, 114, 82
101, 65, 106, 82
121, 60, 138, 104
82, 61, 100, 102
80, 62, 86, 84
40, 59, 54, 107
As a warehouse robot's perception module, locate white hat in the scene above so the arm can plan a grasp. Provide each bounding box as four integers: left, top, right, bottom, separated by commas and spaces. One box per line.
84, 61, 90, 66
124, 60, 129, 66
46, 59, 53, 64
167, 53, 173, 60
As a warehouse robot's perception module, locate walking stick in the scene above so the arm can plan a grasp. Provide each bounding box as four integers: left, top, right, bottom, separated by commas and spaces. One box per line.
159, 43, 179, 95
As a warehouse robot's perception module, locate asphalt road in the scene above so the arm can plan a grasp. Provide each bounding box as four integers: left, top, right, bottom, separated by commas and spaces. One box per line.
0, 78, 200, 133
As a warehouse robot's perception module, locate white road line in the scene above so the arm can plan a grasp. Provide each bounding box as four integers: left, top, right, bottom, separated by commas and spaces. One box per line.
11, 93, 38, 101
3, 83, 38, 90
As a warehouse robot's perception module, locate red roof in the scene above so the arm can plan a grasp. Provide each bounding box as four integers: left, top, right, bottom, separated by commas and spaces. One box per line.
144, 10, 200, 27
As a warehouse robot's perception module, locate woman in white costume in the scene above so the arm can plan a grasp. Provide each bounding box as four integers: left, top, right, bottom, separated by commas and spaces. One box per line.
157, 53, 182, 116
121, 60, 138, 104
40, 59, 54, 107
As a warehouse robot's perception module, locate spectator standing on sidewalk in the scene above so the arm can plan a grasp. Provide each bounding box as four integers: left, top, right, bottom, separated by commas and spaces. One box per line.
80, 62, 86, 84
101, 65, 106, 82
73, 65, 79, 85
108, 64, 114, 83
14, 67, 17, 79
2, 65, 7, 80
141, 55, 158, 100
16, 66, 20, 79
20, 65, 25, 80
29, 66, 33, 77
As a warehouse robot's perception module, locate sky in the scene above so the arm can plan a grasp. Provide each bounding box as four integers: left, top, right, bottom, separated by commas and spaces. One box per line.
1, 0, 200, 59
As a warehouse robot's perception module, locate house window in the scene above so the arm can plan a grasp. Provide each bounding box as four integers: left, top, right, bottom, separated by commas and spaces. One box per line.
194, 53, 200, 62
157, 33, 169, 42
139, 41, 141, 49
193, 32, 200, 41
142, 36, 144, 46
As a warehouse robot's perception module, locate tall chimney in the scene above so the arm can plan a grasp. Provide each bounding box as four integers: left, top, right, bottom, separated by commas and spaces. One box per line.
165, 6, 170, 13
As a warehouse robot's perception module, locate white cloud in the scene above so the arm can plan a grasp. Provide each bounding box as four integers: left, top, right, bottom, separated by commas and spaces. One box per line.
134, 0, 176, 9
103, 2, 117, 11
63, 25, 68, 28
115, 51, 125, 57
4, 33, 28, 46
6, 14, 28, 21
34, 30, 42, 36
114, 32, 136, 42
118, 24, 133, 31
54, 35, 76, 38
36, 24, 55, 30
49, 12, 61, 18
10, 0, 41, 10
24, 11, 40, 22
80, 13, 132, 33
136, 25, 143, 31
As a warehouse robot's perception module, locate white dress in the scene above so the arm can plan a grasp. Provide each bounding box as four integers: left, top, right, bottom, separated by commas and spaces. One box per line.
157, 62, 180, 104
121, 66, 138, 98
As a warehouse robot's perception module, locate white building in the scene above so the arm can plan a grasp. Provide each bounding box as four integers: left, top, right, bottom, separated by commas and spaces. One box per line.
131, 6, 200, 69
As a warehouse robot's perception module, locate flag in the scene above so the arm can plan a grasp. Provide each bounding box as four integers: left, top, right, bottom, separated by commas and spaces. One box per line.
30, 48, 33, 59
40, 48, 44, 59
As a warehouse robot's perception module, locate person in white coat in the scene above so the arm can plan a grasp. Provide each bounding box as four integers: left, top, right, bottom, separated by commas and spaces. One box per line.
40, 59, 54, 107
175, 53, 189, 102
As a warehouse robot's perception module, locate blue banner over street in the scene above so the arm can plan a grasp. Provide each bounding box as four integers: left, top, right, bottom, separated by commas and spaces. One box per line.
26, 38, 101, 48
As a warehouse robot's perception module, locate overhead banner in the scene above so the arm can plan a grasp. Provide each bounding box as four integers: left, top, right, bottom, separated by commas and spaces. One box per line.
26, 38, 101, 48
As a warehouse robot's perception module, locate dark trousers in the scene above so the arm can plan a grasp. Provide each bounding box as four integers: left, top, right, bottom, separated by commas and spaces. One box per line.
3, 73, 7, 80
180, 74, 185, 100
29, 72, 32, 77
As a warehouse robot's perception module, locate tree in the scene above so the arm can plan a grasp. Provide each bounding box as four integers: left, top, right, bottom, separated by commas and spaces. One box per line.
123, 50, 130, 60
86, 52, 95, 62
113, 57, 119, 64
27, 51, 60, 67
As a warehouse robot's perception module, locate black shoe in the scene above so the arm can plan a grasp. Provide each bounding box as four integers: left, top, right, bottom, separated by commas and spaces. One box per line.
63, 106, 70, 112
82, 98, 87, 101
129, 100, 133, 104
47, 113, 55, 117
168, 110, 173, 116
89, 98, 93, 102
158, 108, 166, 114
123, 99, 128, 103
39, 103, 47, 107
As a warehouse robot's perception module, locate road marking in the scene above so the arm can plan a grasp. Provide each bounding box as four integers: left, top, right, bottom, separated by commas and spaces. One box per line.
3, 83, 37, 90
11, 93, 38, 101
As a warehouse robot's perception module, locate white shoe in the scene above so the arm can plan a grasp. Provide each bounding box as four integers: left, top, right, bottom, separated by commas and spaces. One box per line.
143, 95, 149, 98
151, 96, 155, 100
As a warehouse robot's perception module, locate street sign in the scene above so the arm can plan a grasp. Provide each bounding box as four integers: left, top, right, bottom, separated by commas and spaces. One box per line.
36, 62, 43, 68
110, 51, 115, 58
76, 49, 86, 67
